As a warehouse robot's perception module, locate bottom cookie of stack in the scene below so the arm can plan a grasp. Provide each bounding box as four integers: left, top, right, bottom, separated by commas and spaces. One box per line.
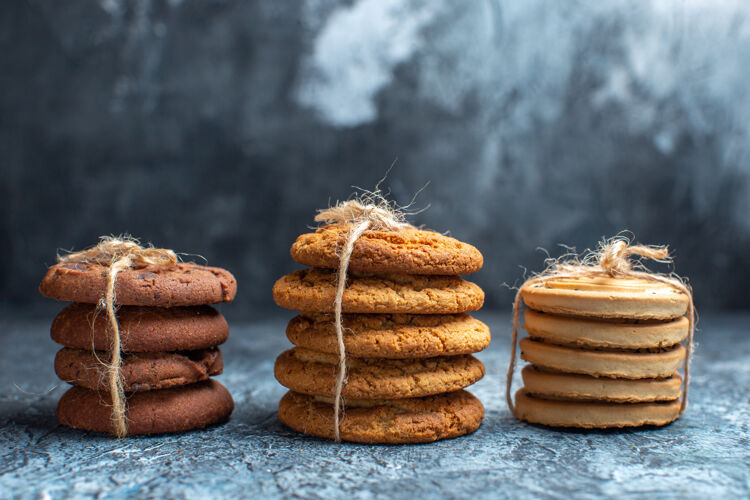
279, 390, 484, 444
513, 390, 681, 429
58, 380, 234, 435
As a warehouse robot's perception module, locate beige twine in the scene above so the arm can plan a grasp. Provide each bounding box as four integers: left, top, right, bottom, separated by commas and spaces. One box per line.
314, 197, 412, 442
58, 236, 178, 437
505, 235, 696, 417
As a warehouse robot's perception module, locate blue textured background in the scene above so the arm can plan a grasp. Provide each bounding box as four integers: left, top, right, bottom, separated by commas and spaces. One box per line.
2, 313, 749, 499
2, 0, 750, 314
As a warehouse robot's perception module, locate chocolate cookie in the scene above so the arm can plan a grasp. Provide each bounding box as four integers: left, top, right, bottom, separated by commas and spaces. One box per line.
40, 262, 237, 307
278, 390, 484, 443
520, 338, 686, 379
57, 379, 234, 435
286, 313, 490, 358
275, 348, 485, 399
514, 390, 681, 428
523, 309, 688, 350
55, 347, 223, 392
521, 366, 682, 403
273, 269, 484, 314
290, 224, 483, 275
51, 304, 229, 352
521, 276, 689, 320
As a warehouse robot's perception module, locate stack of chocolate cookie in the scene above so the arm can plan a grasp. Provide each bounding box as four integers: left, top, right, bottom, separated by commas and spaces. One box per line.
39, 261, 237, 435
514, 276, 690, 428
273, 224, 489, 443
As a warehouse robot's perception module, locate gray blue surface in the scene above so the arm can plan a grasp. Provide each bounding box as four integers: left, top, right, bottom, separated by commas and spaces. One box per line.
1, 312, 748, 499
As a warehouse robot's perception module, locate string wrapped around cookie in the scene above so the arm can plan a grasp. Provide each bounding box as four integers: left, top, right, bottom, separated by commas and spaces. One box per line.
314, 192, 414, 442
57, 236, 178, 438
505, 234, 696, 417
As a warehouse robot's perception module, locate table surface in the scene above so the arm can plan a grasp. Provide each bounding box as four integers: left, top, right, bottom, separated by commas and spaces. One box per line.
1, 311, 748, 499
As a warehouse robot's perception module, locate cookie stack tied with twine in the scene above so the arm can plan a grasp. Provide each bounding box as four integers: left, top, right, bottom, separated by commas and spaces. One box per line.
39, 237, 237, 437
272, 195, 489, 443
506, 236, 695, 429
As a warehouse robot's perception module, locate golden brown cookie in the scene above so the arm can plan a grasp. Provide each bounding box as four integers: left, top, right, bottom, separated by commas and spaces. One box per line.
51, 304, 229, 352
274, 348, 484, 399
520, 276, 689, 320
523, 309, 688, 350
273, 269, 484, 314
519, 338, 685, 379
55, 347, 223, 392
513, 390, 681, 428
278, 390, 484, 443
286, 313, 490, 358
40, 262, 237, 307
290, 224, 483, 275
57, 379, 234, 435
521, 365, 682, 403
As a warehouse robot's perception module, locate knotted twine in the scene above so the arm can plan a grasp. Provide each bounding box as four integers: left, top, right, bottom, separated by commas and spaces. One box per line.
505, 236, 695, 417
58, 236, 178, 438
314, 198, 413, 442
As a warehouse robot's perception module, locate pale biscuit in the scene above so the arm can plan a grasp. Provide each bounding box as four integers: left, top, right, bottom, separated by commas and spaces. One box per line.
523, 309, 688, 349
286, 313, 490, 358
520, 338, 685, 379
273, 268, 484, 314
290, 224, 483, 275
278, 390, 484, 443
521, 365, 682, 403
514, 390, 681, 428
521, 276, 689, 320
274, 347, 485, 399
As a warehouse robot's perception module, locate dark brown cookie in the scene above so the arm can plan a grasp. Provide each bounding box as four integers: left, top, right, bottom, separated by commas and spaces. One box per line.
278, 390, 484, 443
55, 347, 223, 392
51, 304, 229, 352
290, 224, 484, 275
57, 379, 234, 435
40, 262, 237, 307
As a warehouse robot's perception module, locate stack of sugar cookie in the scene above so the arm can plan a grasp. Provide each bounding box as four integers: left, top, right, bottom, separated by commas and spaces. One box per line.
273, 224, 489, 443
39, 260, 237, 435
514, 276, 690, 428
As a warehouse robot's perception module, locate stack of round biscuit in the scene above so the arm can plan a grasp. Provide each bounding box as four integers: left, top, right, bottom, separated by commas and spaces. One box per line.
39, 261, 237, 435
272, 224, 490, 443
514, 276, 690, 428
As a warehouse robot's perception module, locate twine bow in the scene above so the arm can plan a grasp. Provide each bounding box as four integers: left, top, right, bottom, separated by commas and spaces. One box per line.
314, 198, 413, 442
506, 235, 695, 417
58, 236, 178, 437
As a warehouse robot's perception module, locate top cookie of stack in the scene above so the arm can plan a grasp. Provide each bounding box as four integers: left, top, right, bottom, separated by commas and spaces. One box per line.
40, 260, 237, 435
513, 275, 690, 429
273, 224, 489, 444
